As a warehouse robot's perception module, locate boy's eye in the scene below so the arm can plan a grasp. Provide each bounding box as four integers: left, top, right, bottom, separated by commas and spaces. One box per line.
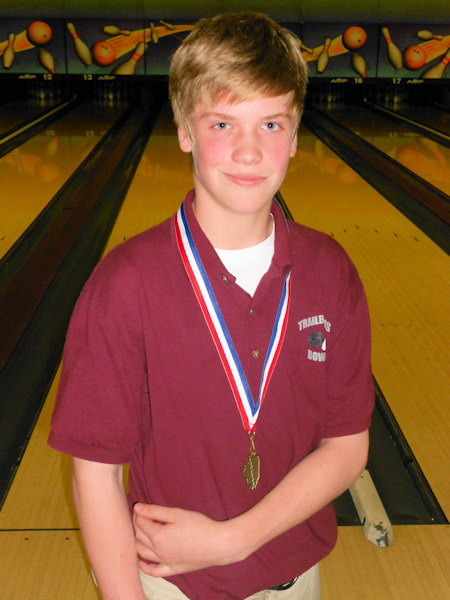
214, 122, 229, 130
264, 122, 279, 130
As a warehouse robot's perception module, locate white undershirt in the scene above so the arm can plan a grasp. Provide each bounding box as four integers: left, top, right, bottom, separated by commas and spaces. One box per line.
215, 219, 275, 297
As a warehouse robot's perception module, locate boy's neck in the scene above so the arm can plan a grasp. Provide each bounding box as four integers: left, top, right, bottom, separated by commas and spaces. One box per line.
192, 196, 274, 250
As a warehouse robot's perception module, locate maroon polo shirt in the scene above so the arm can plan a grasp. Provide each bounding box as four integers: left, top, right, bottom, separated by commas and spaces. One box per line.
49, 190, 374, 600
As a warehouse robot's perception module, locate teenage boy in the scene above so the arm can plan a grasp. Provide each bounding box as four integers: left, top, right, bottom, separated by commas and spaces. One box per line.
49, 12, 374, 600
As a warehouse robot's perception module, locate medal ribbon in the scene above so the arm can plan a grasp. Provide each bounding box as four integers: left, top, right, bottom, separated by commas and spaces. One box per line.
175, 201, 291, 432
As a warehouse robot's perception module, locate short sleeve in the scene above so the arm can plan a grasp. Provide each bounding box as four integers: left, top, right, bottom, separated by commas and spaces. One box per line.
48, 246, 148, 464
322, 243, 374, 438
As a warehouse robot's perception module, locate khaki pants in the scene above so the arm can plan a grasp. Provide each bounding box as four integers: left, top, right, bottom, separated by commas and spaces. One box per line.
139, 564, 320, 599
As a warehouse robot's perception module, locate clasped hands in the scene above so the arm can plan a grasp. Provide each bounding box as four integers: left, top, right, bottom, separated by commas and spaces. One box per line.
133, 503, 250, 577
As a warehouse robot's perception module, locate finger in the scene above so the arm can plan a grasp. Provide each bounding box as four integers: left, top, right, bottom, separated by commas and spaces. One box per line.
134, 503, 177, 523
134, 514, 164, 542
134, 525, 153, 546
136, 542, 161, 563
132, 509, 138, 527
139, 562, 174, 578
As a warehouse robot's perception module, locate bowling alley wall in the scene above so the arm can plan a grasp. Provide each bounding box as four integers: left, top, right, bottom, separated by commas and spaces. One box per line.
0, 0, 449, 81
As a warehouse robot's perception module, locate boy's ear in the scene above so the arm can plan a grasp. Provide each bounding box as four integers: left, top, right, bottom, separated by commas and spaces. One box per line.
290, 133, 298, 158
178, 127, 193, 153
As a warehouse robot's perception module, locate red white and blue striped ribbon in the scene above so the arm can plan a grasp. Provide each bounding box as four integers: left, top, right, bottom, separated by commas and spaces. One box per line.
175, 201, 291, 432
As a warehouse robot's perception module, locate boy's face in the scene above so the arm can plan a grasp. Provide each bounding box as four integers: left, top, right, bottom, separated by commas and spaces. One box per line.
178, 94, 297, 220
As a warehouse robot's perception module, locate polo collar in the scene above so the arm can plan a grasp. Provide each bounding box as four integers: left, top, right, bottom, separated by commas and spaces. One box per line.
180, 189, 293, 282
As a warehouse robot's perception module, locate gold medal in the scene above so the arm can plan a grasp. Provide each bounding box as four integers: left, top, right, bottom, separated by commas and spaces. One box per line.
175, 204, 291, 492
243, 433, 260, 490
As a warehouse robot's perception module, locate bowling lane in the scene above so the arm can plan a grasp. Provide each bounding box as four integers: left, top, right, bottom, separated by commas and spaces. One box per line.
3, 102, 448, 534
0, 100, 125, 261
103, 102, 192, 252
390, 104, 450, 137
0, 99, 58, 137
0, 102, 191, 532
0, 102, 448, 600
318, 103, 450, 196
281, 123, 450, 517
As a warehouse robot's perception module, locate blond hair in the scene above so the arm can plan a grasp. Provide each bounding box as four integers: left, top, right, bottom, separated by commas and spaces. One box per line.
169, 12, 308, 134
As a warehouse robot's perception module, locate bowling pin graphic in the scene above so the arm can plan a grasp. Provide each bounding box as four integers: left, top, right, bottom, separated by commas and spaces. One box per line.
421, 48, 450, 79
112, 41, 147, 75
416, 30, 443, 41
3, 33, 15, 69
351, 52, 367, 77
160, 20, 175, 31
67, 22, 92, 66
103, 25, 131, 36
150, 23, 159, 44
381, 27, 403, 70
38, 47, 56, 74
298, 38, 314, 55
317, 37, 331, 74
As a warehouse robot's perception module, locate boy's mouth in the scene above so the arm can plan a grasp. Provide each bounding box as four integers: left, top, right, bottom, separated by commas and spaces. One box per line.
224, 173, 267, 186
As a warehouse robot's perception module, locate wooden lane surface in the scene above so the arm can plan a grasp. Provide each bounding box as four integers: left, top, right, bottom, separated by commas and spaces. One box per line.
321, 525, 450, 600
0, 105, 187, 531
393, 104, 450, 138
102, 104, 191, 254
321, 104, 450, 197
0, 101, 48, 137
0, 105, 190, 532
0, 103, 119, 261
0, 108, 449, 598
1, 371, 449, 598
2, 517, 450, 598
0, 104, 190, 598
282, 126, 450, 517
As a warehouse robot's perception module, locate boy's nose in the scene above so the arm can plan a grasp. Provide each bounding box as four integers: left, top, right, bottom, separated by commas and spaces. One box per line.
232, 133, 263, 164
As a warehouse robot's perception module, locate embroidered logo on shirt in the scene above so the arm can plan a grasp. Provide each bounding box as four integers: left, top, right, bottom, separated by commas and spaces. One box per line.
307, 332, 326, 361
308, 331, 325, 348
298, 315, 331, 333
299, 316, 330, 362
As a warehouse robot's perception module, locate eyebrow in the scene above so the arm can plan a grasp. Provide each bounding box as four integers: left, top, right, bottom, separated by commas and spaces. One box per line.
200, 112, 292, 121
